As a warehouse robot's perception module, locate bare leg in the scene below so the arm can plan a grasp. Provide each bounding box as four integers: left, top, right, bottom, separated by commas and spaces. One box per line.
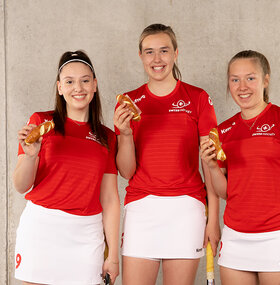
258, 272, 280, 285
122, 256, 160, 285
220, 266, 258, 285
162, 258, 200, 285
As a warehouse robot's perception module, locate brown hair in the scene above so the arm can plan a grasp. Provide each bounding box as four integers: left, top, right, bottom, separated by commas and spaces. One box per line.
53, 50, 108, 148
139, 23, 181, 80
227, 50, 271, 103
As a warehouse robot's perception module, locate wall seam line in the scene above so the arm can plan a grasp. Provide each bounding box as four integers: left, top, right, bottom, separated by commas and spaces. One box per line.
3, 0, 9, 283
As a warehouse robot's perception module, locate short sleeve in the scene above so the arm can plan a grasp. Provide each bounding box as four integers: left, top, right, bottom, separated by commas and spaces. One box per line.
197, 91, 217, 136
18, 113, 42, 155
104, 130, 118, 174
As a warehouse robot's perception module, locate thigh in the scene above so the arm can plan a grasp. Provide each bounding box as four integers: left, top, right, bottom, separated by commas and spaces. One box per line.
258, 272, 280, 285
220, 266, 258, 285
162, 259, 200, 285
122, 255, 160, 285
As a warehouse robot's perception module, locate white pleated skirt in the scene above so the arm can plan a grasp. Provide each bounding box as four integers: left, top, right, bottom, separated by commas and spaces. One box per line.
15, 201, 105, 285
121, 195, 206, 259
218, 225, 280, 272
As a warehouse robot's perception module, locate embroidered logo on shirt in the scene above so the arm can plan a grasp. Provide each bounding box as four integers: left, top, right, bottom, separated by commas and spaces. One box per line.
86, 132, 101, 143
172, 100, 190, 109
169, 100, 191, 113
252, 124, 275, 136
256, 124, 275, 133
221, 122, 235, 134
134, 95, 146, 103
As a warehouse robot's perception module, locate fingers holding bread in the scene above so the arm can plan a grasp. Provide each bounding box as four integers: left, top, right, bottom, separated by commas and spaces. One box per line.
209, 128, 226, 161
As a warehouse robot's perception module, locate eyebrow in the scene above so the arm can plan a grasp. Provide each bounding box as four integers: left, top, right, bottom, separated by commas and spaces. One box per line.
230, 73, 257, 77
61, 75, 91, 80
143, 46, 171, 52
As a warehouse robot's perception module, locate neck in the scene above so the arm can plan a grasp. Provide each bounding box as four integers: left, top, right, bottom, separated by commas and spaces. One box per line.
148, 76, 177, 97
241, 102, 268, 120
66, 108, 89, 122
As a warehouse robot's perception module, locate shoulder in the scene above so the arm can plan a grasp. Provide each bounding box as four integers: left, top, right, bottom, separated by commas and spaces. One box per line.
218, 112, 240, 135
269, 103, 280, 113
179, 81, 211, 105
102, 125, 116, 141
179, 81, 206, 95
125, 84, 146, 99
27, 110, 54, 125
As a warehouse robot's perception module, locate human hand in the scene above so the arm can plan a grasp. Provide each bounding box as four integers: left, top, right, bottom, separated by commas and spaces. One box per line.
102, 258, 119, 284
113, 104, 134, 136
200, 139, 219, 169
203, 221, 221, 257
18, 124, 42, 157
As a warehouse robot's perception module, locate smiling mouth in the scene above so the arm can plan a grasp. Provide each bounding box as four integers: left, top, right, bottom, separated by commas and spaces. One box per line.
239, 94, 251, 99
73, 94, 86, 99
152, 66, 165, 71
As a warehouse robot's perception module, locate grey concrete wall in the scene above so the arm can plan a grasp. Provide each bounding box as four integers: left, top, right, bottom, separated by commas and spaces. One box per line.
0, 0, 7, 284
2, 0, 280, 284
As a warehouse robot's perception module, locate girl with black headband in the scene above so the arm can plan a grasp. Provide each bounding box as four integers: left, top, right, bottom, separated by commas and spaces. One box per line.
13, 50, 120, 285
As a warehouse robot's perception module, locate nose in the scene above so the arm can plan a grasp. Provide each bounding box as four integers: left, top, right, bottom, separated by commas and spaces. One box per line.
239, 79, 248, 90
74, 81, 82, 92
153, 51, 161, 62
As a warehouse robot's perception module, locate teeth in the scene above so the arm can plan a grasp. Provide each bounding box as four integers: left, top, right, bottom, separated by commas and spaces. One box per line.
153, 66, 163, 70
73, 95, 85, 98
239, 94, 250, 98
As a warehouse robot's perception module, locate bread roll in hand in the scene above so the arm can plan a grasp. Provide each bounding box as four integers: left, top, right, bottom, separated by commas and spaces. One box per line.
209, 128, 226, 161
25, 120, 55, 145
116, 94, 141, 121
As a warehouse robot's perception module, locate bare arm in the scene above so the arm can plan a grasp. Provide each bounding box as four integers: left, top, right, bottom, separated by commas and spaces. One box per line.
200, 138, 227, 199
100, 173, 120, 284
200, 135, 221, 256
13, 124, 41, 193
114, 104, 136, 179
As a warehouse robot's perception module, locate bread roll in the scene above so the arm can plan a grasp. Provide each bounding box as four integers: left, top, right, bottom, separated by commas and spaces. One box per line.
116, 94, 141, 121
25, 120, 55, 145
209, 128, 226, 161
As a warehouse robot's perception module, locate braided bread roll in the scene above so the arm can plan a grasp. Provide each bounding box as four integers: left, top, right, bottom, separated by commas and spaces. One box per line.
25, 120, 55, 145
209, 128, 226, 161
116, 94, 141, 121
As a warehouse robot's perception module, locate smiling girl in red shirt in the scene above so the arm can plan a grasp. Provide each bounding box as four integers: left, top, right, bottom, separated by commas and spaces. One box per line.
114, 24, 220, 285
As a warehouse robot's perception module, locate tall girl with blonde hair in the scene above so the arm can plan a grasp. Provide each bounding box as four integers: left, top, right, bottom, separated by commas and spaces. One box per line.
114, 24, 220, 285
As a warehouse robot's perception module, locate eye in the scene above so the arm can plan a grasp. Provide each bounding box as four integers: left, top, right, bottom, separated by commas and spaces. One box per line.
248, 77, 255, 81
145, 50, 153, 55
161, 49, 168, 53
231, 78, 239, 83
66, 80, 73, 84
83, 79, 90, 83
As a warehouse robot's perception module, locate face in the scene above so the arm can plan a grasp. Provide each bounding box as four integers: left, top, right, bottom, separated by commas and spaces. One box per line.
57, 62, 97, 118
139, 33, 178, 83
228, 58, 269, 112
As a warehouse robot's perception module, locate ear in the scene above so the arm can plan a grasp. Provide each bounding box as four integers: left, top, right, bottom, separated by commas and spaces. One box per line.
57, 81, 63, 95
174, 48, 178, 61
264, 74, 270, 88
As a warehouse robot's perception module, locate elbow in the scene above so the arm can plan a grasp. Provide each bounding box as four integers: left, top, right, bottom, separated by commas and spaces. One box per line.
119, 169, 135, 180
13, 184, 31, 194
13, 176, 32, 194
